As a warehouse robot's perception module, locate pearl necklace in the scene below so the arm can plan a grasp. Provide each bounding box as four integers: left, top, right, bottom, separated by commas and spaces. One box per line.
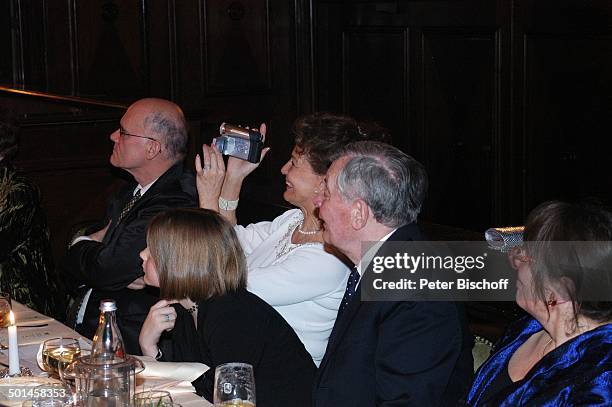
297, 220, 321, 235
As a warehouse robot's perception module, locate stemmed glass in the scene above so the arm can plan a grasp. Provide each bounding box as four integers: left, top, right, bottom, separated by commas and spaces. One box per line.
0, 292, 12, 350
41, 337, 81, 379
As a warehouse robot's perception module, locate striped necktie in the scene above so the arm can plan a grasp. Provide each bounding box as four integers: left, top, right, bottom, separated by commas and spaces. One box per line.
118, 189, 141, 222
337, 265, 360, 317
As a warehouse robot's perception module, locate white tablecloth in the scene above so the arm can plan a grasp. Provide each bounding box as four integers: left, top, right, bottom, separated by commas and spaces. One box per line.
0, 302, 211, 406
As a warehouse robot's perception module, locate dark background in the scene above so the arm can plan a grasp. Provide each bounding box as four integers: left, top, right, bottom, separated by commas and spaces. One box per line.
1, 0, 611, 273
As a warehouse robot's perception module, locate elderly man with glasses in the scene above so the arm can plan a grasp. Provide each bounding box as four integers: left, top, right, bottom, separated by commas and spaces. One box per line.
61, 98, 198, 353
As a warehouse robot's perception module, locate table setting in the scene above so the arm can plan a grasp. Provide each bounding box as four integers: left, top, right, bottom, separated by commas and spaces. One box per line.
0, 300, 211, 406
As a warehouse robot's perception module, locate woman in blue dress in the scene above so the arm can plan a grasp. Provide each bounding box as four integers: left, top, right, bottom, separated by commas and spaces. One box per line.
467, 201, 611, 406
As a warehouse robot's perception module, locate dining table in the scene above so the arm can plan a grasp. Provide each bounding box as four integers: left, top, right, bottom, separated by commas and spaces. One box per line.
0, 301, 212, 406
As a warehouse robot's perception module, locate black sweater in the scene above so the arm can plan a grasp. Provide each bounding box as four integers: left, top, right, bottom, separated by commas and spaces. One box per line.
160, 288, 316, 406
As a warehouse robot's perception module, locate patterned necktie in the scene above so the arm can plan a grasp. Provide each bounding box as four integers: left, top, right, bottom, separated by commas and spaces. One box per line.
118, 189, 141, 222
338, 265, 360, 316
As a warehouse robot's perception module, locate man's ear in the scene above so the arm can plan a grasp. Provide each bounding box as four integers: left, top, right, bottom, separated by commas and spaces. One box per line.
146, 140, 162, 160
350, 199, 369, 230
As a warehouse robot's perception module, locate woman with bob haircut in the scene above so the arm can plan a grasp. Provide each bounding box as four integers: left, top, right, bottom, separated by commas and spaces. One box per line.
467, 201, 612, 406
138, 208, 316, 406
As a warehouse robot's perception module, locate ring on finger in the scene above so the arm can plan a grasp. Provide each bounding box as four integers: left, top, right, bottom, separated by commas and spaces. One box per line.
164, 314, 171, 322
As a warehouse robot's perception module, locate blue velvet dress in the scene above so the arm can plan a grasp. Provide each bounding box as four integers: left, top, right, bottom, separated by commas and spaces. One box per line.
467, 316, 611, 406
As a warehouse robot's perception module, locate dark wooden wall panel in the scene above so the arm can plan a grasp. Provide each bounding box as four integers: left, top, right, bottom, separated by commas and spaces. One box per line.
14, 114, 124, 266
75, 0, 146, 99
44, 0, 74, 95
175, 0, 205, 103
514, 0, 612, 218
146, 0, 173, 99
204, 0, 271, 93
523, 35, 612, 212
18, 1, 47, 90
314, 1, 346, 114
420, 30, 497, 231
314, 1, 511, 230
0, 2, 14, 84
343, 28, 407, 144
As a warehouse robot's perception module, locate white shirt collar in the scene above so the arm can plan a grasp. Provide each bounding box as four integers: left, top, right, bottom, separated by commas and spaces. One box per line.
356, 228, 398, 276
136, 177, 159, 196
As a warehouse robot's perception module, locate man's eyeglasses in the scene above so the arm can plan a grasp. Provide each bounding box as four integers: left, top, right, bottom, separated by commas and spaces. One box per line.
119, 127, 161, 144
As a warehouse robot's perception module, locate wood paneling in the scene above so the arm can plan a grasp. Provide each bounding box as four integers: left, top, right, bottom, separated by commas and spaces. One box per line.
314, 0, 512, 230
44, 0, 74, 95
0, 2, 14, 84
343, 28, 408, 143
203, 0, 271, 93
1, 0, 611, 246
75, 0, 146, 99
419, 29, 497, 230
522, 35, 612, 213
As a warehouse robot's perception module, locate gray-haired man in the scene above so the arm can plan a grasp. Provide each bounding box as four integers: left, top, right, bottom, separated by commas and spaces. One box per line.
313, 141, 473, 406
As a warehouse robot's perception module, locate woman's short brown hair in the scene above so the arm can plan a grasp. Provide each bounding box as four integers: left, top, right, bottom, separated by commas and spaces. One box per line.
292, 112, 390, 175
147, 208, 247, 301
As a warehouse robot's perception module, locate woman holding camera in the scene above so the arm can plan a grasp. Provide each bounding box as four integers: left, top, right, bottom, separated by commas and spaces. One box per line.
139, 208, 316, 406
195, 113, 387, 366
467, 201, 612, 406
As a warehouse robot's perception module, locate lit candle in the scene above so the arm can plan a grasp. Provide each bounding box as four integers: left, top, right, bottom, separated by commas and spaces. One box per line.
8, 311, 19, 375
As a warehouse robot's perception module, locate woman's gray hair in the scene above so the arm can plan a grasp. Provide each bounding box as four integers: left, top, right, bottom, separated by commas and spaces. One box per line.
336, 141, 428, 227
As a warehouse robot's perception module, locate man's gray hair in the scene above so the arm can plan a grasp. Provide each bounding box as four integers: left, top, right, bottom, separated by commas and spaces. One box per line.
336, 141, 428, 227
144, 111, 188, 162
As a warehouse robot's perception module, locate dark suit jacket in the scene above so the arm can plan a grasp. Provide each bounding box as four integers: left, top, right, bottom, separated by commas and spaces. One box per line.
313, 223, 473, 406
160, 289, 317, 407
61, 163, 198, 353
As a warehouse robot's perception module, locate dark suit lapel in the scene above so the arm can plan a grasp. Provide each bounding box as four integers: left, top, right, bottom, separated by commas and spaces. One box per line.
318, 223, 423, 374
103, 187, 136, 244
103, 164, 186, 244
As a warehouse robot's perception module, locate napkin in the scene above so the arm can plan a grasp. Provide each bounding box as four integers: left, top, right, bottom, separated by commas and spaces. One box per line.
135, 356, 209, 382
484, 226, 524, 252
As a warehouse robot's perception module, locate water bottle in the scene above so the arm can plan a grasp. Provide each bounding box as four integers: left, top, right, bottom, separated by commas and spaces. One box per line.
90, 299, 126, 362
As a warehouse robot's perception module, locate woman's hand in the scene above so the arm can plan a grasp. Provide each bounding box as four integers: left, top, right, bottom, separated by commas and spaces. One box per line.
224, 123, 271, 183
139, 299, 178, 358
195, 144, 226, 210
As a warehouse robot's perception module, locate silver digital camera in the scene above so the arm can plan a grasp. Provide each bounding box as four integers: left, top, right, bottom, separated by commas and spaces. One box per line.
213, 123, 264, 163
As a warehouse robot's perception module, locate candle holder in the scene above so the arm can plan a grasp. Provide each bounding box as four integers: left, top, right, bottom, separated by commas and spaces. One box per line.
0, 366, 33, 378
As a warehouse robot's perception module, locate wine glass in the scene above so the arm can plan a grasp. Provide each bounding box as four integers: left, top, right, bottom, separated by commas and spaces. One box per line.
213, 363, 256, 406
133, 390, 173, 406
41, 337, 81, 378
0, 292, 12, 350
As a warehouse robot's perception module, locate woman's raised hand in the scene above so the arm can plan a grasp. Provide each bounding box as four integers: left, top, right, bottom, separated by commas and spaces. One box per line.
139, 299, 178, 358
225, 123, 271, 182
195, 144, 226, 209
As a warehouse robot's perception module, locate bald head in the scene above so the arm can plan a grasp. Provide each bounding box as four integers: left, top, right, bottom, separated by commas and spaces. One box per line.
128, 98, 188, 162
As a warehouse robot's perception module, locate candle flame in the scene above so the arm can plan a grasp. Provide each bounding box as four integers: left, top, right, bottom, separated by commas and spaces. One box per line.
9, 310, 14, 325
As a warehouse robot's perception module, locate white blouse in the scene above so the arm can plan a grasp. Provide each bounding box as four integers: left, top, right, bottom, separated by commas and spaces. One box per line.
234, 209, 349, 366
